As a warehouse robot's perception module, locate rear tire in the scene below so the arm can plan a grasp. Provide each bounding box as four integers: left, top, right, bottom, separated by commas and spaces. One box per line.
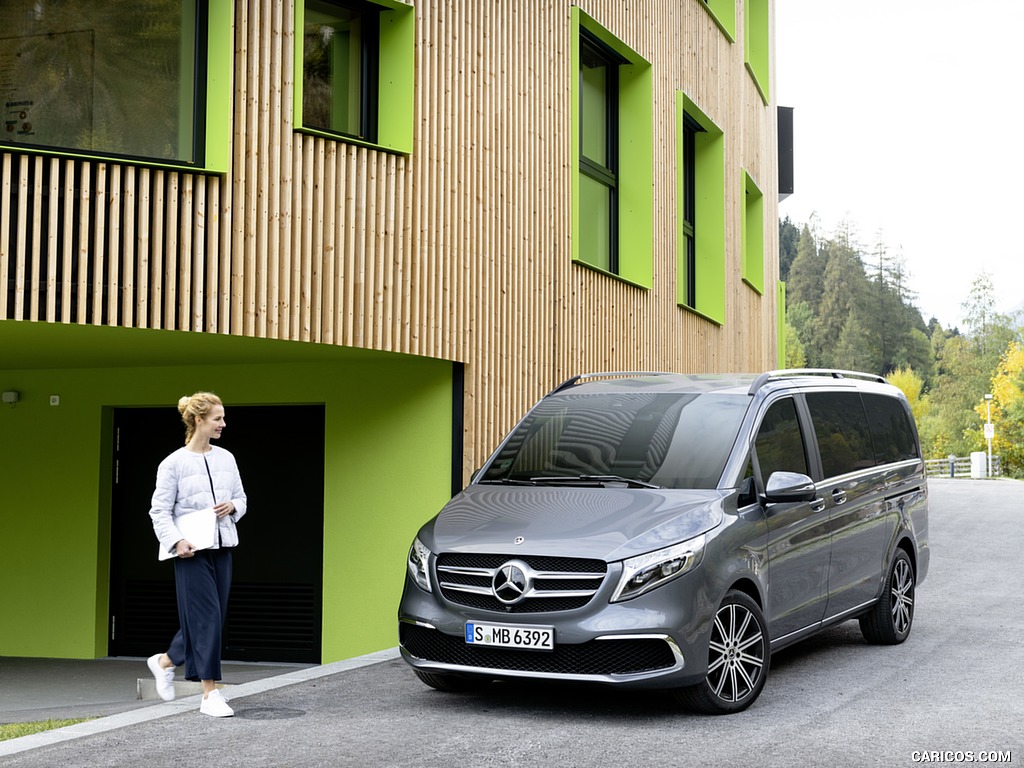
860, 549, 915, 644
673, 590, 770, 714
413, 669, 491, 693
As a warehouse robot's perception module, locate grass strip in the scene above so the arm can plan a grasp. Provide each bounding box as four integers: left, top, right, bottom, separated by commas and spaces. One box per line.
0, 718, 92, 742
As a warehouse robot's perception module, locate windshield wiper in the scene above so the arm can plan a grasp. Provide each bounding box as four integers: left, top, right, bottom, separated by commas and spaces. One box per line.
530, 474, 663, 489
477, 477, 538, 486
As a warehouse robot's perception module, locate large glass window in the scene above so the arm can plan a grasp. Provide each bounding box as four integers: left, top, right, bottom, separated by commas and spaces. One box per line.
571, 9, 652, 288
578, 32, 620, 273
0, 0, 207, 165
676, 93, 725, 323
296, 0, 414, 154
302, 0, 380, 142
481, 392, 749, 490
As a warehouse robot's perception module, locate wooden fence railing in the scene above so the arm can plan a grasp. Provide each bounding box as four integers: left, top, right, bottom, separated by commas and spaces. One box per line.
925, 456, 1001, 479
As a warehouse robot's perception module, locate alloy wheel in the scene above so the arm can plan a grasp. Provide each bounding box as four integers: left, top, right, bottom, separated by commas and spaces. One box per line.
707, 601, 766, 704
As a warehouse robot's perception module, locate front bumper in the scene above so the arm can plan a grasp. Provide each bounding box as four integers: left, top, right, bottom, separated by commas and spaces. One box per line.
397, 569, 713, 689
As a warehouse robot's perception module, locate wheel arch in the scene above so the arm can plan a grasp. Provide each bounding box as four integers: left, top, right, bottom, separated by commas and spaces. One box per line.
728, 577, 764, 610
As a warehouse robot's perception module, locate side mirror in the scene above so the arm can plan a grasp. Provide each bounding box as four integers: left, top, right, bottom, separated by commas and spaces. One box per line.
764, 471, 817, 503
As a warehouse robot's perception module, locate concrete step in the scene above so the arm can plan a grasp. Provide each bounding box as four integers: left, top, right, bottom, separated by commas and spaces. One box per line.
137, 678, 229, 701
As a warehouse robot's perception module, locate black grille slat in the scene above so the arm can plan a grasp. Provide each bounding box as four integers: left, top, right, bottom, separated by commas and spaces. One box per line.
400, 623, 675, 676
436, 553, 608, 614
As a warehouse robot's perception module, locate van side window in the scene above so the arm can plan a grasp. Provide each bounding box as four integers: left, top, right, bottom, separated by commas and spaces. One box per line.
805, 392, 875, 477
862, 393, 919, 463
754, 397, 809, 479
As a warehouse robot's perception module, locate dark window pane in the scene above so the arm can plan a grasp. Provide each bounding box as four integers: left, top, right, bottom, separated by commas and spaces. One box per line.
303, 0, 377, 140
483, 392, 749, 490
0, 0, 201, 163
754, 397, 808, 478
863, 393, 919, 463
806, 392, 875, 478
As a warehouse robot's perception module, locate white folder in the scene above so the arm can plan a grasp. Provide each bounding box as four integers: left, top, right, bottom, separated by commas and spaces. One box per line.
158, 508, 218, 561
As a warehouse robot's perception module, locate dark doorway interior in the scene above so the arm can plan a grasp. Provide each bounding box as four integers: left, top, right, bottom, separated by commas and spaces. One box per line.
109, 404, 325, 663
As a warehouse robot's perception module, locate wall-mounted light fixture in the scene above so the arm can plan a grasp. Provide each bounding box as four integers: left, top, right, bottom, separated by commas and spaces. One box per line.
2, 390, 20, 405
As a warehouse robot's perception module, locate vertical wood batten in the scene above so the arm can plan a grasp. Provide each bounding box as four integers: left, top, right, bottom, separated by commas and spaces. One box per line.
0, 154, 9, 319
121, 168, 136, 328
44, 158, 59, 322
13, 155, 28, 320
137, 170, 151, 328
106, 165, 121, 327
60, 160, 75, 324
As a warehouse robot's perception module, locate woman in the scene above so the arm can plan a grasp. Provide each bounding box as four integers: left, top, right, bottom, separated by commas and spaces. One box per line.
147, 392, 247, 717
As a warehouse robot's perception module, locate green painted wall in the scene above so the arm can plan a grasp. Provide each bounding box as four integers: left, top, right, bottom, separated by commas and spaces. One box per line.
0, 325, 453, 661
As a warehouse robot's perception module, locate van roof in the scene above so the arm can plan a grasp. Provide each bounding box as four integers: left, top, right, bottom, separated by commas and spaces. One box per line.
551, 369, 891, 399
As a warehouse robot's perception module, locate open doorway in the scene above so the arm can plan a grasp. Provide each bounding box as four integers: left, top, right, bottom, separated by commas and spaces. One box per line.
108, 404, 325, 663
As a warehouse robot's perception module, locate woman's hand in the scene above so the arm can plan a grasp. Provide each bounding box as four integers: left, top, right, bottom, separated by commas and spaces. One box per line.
213, 501, 235, 519
175, 539, 196, 558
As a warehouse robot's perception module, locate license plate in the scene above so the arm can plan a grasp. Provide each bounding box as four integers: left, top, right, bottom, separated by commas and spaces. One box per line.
465, 622, 554, 650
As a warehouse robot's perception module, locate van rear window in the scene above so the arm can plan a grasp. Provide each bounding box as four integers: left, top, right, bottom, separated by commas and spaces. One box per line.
862, 393, 919, 463
481, 392, 750, 489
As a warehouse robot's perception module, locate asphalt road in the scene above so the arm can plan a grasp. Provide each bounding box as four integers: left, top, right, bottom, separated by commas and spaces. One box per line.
3, 478, 1022, 768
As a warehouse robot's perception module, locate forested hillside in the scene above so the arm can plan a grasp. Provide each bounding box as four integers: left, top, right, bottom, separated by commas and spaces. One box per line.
779, 217, 1024, 477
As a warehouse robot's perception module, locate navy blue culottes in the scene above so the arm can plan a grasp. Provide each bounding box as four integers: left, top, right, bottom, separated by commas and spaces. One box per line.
167, 548, 232, 681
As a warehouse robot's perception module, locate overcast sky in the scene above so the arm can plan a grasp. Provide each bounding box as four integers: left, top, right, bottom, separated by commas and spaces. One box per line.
775, 0, 1024, 329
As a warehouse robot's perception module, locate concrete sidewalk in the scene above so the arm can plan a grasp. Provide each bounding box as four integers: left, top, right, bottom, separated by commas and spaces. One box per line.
0, 649, 399, 759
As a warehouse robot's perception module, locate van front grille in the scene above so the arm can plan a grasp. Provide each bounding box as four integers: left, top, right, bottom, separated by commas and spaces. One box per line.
436, 553, 607, 614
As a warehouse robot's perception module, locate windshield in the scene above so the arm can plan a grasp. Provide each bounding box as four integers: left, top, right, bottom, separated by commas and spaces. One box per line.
480, 391, 750, 489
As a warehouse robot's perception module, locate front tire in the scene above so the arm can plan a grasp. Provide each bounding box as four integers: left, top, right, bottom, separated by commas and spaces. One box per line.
673, 590, 770, 714
860, 548, 915, 644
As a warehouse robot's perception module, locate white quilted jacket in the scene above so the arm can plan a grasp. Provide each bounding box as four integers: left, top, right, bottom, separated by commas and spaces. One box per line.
149, 445, 248, 556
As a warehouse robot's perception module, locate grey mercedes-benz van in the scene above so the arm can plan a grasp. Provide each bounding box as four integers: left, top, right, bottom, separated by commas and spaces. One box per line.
398, 370, 930, 713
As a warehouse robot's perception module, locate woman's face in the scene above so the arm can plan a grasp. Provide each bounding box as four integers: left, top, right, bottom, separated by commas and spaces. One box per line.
196, 404, 226, 442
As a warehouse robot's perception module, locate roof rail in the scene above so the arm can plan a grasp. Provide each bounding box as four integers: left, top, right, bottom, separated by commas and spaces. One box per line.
550, 371, 673, 394
747, 368, 887, 396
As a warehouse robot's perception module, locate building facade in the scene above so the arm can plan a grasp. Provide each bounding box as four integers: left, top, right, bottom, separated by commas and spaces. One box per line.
0, 0, 782, 663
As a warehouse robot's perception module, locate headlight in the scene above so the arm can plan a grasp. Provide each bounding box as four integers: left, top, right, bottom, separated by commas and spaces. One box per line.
407, 537, 432, 592
611, 535, 706, 602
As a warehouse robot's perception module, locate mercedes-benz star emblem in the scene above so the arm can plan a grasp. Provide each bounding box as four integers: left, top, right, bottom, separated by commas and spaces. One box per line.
492, 561, 530, 605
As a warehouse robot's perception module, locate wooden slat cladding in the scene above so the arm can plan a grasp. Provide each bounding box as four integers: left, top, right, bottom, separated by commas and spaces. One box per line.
0, 155, 225, 331
0, 0, 778, 478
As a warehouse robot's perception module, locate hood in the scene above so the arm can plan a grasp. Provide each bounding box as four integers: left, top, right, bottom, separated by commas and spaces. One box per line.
421, 485, 725, 562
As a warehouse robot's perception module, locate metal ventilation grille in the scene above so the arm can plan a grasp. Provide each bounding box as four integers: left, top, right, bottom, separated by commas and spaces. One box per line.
120, 579, 179, 650
400, 623, 676, 676
225, 583, 321, 663
117, 580, 320, 663
436, 553, 607, 614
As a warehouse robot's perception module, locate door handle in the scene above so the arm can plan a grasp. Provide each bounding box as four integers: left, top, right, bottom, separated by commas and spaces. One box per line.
811, 497, 826, 512
831, 489, 847, 505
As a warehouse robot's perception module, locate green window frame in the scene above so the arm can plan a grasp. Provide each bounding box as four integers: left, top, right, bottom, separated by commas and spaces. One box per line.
701, 0, 737, 41
776, 281, 786, 366
295, 0, 414, 154
742, 170, 765, 295
744, 0, 770, 104
676, 92, 725, 324
0, 0, 231, 172
571, 8, 653, 288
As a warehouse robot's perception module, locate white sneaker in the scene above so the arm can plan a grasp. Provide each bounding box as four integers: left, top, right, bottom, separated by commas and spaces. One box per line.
200, 688, 234, 717
147, 654, 175, 701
